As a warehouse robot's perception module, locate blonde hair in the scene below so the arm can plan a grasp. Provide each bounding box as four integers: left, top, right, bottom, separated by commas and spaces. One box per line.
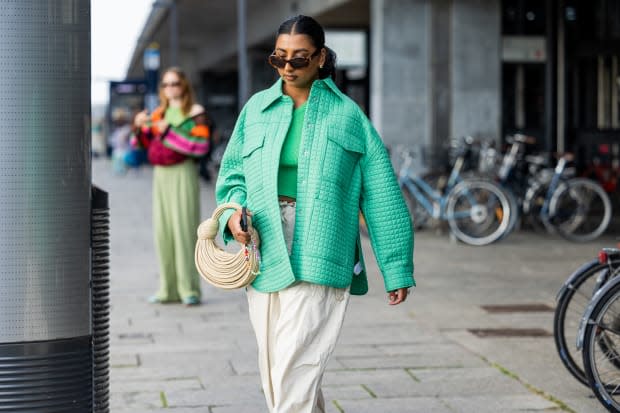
158, 67, 195, 116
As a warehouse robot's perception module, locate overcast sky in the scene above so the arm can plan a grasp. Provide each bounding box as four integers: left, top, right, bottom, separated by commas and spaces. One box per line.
91, 0, 152, 106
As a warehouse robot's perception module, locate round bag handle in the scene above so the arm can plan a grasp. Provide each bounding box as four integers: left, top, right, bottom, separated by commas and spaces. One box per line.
194, 202, 261, 289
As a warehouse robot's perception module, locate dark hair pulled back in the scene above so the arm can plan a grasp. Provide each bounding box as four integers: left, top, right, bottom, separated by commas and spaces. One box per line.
277, 15, 336, 79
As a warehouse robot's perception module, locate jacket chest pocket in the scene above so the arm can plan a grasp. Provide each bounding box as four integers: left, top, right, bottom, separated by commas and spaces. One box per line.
242, 133, 265, 193
321, 130, 365, 190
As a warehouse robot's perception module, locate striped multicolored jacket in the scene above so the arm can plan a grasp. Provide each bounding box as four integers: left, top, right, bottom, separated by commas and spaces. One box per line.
132, 107, 210, 165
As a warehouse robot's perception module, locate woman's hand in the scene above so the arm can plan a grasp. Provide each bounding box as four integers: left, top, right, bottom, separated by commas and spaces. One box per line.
388, 288, 410, 305
133, 109, 149, 128
155, 120, 168, 131
227, 209, 253, 244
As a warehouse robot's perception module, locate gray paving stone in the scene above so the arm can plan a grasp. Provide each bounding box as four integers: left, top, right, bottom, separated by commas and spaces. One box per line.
111, 366, 228, 383
368, 367, 532, 398
337, 323, 436, 346
94, 159, 612, 413
210, 403, 268, 413
111, 353, 140, 368
138, 352, 236, 376
228, 351, 260, 375
322, 368, 414, 386
207, 395, 366, 412
111, 330, 152, 341
110, 390, 164, 411
334, 396, 452, 413
332, 343, 382, 358
166, 381, 266, 407
325, 357, 349, 370
411, 366, 516, 382
110, 377, 203, 393
114, 409, 207, 413
562, 397, 608, 413
336, 352, 487, 370
443, 395, 559, 413
323, 384, 375, 401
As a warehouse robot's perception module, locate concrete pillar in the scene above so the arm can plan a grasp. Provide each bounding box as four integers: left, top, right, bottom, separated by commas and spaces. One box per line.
450, 0, 501, 143
371, 0, 501, 166
430, 0, 452, 164
371, 0, 431, 153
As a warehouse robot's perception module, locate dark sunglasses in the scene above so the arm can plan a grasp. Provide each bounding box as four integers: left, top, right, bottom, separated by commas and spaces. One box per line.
268, 49, 320, 69
161, 81, 181, 88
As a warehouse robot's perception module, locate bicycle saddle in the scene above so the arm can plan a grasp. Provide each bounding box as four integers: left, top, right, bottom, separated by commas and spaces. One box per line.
511, 134, 537, 145
553, 152, 575, 162
524, 154, 548, 166
599, 248, 620, 263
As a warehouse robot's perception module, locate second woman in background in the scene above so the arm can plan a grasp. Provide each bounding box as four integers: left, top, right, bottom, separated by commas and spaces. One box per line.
132, 67, 210, 306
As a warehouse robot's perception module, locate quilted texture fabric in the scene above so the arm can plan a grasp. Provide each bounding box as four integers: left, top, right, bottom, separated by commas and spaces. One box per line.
215, 78, 415, 295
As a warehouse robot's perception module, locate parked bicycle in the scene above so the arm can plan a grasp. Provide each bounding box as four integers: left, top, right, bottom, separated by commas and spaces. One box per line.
554, 249, 620, 385
577, 248, 620, 411
473, 133, 612, 242
523, 152, 612, 242
397, 140, 513, 246
553, 247, 620, 412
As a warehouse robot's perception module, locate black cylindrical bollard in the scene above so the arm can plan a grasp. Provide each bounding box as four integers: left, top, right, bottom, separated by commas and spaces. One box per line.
0, 1, 92, 411
92, 186, 110, 413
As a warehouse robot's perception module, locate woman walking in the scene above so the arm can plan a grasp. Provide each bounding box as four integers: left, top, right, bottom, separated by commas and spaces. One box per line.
132, 67, 210, 306
216, 15, 415, 412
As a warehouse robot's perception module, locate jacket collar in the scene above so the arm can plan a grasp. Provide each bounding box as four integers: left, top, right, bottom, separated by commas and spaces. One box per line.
259, 77, 343, 112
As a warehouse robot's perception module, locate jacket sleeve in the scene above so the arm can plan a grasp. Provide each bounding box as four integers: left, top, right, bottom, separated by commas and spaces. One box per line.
163, 113, 210, 157
215, 106, 248, 243
359, 116, 415, 292
130, 125, 152, 150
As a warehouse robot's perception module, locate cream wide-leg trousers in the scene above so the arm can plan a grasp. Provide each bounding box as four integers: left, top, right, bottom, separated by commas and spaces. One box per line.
247, 202, 351, 413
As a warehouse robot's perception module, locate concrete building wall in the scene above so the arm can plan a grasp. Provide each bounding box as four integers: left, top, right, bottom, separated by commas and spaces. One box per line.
429, 0, 452, 163
450, 0, 501, 142
130, 0, 503, 162
371, 0, 430, 152
371, 0, 501, 165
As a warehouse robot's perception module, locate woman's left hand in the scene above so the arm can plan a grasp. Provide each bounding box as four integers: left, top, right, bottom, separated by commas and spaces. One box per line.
155, 120, 168, 131
388, 288, 409, 305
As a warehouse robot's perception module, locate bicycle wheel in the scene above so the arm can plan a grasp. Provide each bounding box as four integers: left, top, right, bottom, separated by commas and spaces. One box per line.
582, 280, 620, 412
402, 185, 431, 230
522, 181, 550, 234
549, 178, 612, 242
445, 179, 511, 246
500, 185, 520, 239
554, 260, 612, 386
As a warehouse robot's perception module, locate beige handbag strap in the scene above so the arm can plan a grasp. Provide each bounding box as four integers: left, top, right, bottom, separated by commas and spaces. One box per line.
194, 202, 261, 289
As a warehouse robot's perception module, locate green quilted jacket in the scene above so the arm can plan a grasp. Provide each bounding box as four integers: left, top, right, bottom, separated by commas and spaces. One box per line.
215, 77, 415, 295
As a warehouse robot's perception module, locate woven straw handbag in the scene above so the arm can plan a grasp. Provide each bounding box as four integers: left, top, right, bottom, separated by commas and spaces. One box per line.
195, 202, 261, 289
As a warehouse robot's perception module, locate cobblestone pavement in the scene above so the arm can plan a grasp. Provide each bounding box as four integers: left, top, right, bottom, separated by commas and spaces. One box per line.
93, 159, 616, 412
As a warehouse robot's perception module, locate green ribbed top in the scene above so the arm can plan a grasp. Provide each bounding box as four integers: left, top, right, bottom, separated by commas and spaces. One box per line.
164, 106, 185, 125
278, 102, 307, 198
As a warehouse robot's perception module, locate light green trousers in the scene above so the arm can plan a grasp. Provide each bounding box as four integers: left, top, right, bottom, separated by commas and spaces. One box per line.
152, 160, 201, 301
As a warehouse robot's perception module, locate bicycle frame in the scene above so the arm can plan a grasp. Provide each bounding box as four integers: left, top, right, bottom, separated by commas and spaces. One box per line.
398, 153, 476, 222
576, 249, 620, 350
539, 157, 569, 223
